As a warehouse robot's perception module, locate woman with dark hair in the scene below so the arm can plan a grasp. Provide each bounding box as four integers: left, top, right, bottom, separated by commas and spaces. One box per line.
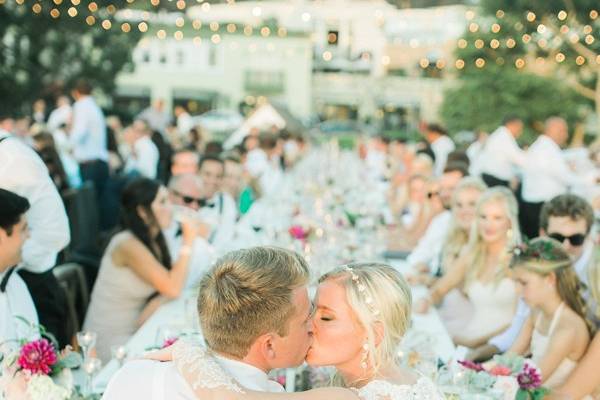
83, 178, 200, 362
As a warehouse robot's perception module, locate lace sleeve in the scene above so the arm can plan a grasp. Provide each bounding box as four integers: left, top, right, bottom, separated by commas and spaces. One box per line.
171, 340, 245, 394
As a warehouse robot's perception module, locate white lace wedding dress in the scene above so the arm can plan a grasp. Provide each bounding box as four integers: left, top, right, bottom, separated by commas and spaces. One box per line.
170, 341, 443, 400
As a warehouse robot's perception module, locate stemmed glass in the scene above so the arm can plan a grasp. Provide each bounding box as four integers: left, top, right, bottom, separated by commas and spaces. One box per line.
82, 357, 102, 396
111, 345, 128, 367
77, 331, 97, 361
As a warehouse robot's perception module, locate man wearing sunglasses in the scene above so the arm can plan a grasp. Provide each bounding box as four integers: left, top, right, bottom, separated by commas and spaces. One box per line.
168, 173, 207, 212
468, 193, 595, 362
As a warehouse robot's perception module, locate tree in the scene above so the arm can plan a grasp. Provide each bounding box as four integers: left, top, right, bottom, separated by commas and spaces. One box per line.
440, 65, 582, 141
0, 1, 142, 114
442, 0, 599, 136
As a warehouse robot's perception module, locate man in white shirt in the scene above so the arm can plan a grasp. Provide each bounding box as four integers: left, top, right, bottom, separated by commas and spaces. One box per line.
103, 246, 313, 399
0, 189, 38, 346
46, 95, 72, 133
245, 134, 283, 196
198, 156, 238, 253
478, 116, 526, 188
0, 130, 70, 346
406, 162, 468, 272
520, 117, 595, 239
468, 194, 595, 361
137, 99, 170, 137
122, 120, 160, 179
69, 80, 109, 224
424, 123, 456, 177
174, 105, 195, 138
166, 174, 215, 288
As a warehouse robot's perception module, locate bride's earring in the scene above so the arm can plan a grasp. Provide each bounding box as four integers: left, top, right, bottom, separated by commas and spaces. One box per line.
360, 342, 369, 370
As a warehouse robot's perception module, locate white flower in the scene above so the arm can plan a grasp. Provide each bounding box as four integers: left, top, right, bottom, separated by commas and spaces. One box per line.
492, 376, 519, 400
26, 375, 71, 400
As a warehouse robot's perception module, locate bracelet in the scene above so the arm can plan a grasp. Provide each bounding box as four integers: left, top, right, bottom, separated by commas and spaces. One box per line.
179, 245, 192, 256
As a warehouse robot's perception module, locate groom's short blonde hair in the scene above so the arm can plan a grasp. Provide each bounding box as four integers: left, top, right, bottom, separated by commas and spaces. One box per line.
197, 246, 310, 358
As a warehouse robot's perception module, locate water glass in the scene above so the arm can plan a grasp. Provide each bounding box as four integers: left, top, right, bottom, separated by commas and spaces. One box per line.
77, 331, 97, 360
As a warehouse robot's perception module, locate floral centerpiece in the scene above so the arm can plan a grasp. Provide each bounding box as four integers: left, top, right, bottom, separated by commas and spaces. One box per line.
458, 354, 548, 400
0, 320, 86, 400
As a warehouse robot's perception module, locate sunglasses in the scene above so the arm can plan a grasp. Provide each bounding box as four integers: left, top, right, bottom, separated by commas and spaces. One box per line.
427, 191, 440, 199
548, 232, 586, 247
172, 190, 207, 207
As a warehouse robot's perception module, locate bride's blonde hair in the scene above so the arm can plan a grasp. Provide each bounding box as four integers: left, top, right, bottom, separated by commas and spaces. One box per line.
319, 262, 412, 386
464, 187, 521, 285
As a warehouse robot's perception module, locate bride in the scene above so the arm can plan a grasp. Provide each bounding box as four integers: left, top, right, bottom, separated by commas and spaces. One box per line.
148, 262, 443, 399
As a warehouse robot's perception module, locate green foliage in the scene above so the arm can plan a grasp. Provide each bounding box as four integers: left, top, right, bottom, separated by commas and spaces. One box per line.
441, 66, 582, 142
0, 1, 142, 114
441, 0, 599, 137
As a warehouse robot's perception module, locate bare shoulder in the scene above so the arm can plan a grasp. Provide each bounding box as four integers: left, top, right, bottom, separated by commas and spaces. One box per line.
555, 307, 590, 342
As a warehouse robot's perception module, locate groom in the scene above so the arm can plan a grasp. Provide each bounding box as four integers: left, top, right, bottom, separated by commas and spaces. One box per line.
102, 246, 313, 399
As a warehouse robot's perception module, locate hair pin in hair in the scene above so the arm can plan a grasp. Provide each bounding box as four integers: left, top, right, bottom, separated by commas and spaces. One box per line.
343, 265, 381, 317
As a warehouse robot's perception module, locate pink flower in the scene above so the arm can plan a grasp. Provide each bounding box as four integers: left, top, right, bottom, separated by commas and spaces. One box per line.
162, 337, 178, 349
489, 365, 512, 376
517, 363, 542, 390
288, 225, 308, 240
275, 375, 286, 386
458, 359, 484, 372
18, 339, 57, 375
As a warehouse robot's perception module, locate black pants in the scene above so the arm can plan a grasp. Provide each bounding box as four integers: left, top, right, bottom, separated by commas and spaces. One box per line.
79, 160, 110, 230
481, 173, 509, 188
519, 200, 544, 240
18, 269, 70, 347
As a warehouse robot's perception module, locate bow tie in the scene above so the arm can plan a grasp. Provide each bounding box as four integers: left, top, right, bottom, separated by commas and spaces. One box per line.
0, 266, 16, 293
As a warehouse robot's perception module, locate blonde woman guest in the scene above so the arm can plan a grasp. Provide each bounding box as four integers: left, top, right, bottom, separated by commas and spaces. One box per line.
148, 263, 443, 399
550, 250, 600, 399
509, 238, 591, 391
416, 187, 520, 348
84, 178, 205, 362
434, 178, 487, 337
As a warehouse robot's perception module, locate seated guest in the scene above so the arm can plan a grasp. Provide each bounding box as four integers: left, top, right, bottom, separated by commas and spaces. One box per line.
171, 149, 200, 177
551, 252, 600, 399
0, 189, 37, 346
84, 178, 202, 362
198, 155, 238, 252
31, 132, 70, 194
417, 187, 521, 348
468, 194, 596, 362
122, 120, 160, 179
404, 162, 467, 271
435, 178, 486, 337
245, 134, 283, 196
508, 238, 590, 389
168, 173, 207, 212
0, 128, 70, 347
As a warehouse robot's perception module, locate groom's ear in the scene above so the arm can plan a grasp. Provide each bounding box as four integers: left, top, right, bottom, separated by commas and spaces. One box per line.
257, 333, 277, 360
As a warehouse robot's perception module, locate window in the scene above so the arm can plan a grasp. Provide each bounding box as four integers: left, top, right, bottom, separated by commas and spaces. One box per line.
244, 70, 285, 95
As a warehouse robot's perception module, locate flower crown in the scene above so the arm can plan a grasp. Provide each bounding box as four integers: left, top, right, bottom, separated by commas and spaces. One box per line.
343, 265, 381, 317
510, 238, 571, 270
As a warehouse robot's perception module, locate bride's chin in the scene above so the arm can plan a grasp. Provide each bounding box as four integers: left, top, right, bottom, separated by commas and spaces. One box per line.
305, 348, 327, 366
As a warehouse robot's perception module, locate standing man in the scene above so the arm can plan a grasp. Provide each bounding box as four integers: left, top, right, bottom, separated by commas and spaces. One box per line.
520, 117, 596, 239
478, 115, 526, 188
424, 123, 455, 177
69, 79, 109, 211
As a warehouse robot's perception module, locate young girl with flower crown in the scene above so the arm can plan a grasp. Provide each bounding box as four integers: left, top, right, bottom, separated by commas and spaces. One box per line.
508, 237, 591, 390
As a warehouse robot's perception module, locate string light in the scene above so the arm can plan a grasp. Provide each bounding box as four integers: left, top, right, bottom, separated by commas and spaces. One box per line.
475, 58, 485, 68
515, 58, 525, 68
575, 56, 585, 65
101, 19, 112, 30
174, 30, 184, 40
555, 53, 565, 63
491, 23, 501, 33
557, 10, 567, 20
496, 9, 505, 18
506, 38, 516, 48
455, 59, 465, 69
419, 58, 429, 68
490, 39, 500, 49
526, 11, 536, 22
590, 10, 598, 20
474, 39, 484, 49
457, 39, 467, 49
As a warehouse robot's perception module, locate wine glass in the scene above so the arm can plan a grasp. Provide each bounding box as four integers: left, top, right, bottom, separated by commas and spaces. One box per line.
82, 357, 102, 396
110, 345, 128, 367
77, 331, 97, 360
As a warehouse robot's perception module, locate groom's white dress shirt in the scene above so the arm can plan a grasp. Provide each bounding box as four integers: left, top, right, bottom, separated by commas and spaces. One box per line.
102, 355, 284, 399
